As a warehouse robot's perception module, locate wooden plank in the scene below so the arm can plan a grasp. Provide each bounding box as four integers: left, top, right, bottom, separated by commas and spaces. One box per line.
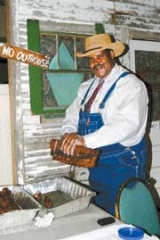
0, 42, 50, 69
115, 14, 160, 31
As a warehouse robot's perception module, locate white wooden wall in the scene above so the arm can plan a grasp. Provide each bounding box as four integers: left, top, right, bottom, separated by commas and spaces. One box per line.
0, 85, 13, 184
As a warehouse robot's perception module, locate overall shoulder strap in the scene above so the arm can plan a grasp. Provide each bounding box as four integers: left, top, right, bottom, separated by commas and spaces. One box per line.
99, 71, 130, 109
80, 77, 97, 105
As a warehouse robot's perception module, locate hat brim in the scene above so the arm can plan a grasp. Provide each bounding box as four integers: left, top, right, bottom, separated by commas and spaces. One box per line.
76, 42, 125, 58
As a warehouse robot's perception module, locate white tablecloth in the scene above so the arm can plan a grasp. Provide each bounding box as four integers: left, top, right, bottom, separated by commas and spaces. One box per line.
61, 224, 159, 240
0, 204, 158, 240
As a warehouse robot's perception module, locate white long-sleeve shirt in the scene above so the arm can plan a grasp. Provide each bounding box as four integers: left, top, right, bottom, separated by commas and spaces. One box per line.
61, 64, 149, 149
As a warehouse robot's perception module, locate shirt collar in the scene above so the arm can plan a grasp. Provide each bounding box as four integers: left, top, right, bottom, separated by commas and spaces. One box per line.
103, 64, 119, 82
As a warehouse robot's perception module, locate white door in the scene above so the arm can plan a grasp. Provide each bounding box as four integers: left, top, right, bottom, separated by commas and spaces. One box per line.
0, 84, 13, 184
130, 40, 160, 195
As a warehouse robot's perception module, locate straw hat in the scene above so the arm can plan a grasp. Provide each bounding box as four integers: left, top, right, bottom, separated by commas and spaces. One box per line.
76, 34, 125, 57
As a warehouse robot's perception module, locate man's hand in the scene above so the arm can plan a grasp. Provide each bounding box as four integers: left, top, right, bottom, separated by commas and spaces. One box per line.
60, 133, 85, 156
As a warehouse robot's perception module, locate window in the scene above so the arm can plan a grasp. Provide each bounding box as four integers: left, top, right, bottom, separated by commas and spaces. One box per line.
130, 40, 160, 122
27, 20, 93, 116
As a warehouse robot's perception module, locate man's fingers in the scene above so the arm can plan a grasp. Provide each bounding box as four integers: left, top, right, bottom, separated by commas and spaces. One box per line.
60, 133, 85, 156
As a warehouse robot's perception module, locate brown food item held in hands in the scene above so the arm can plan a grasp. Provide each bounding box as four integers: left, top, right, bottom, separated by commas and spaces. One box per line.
50, 138, 99, 168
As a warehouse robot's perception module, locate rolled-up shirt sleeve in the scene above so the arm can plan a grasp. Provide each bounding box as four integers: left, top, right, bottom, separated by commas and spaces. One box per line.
60, 82, 87, 134
60, 98, 79, 134
61, 78, 95, 135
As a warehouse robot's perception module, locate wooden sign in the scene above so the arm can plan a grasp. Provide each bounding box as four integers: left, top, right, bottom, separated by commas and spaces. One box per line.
0, 42, 50, 69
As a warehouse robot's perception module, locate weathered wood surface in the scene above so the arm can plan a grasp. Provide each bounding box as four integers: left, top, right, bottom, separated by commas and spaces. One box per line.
0, 42, 50, 69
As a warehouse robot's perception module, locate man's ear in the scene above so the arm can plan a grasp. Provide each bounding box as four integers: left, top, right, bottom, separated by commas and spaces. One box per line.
110, 49, 115, 58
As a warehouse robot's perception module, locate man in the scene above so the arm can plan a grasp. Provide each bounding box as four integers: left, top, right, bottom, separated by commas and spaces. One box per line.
60, 33, 149, 215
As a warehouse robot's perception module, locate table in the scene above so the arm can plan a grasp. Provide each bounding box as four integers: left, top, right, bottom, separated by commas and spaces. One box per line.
0, 204, 119, 239
0, 204, 158, 240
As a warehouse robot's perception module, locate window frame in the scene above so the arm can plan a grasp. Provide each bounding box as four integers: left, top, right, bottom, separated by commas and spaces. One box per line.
27, 19, 97, 116
130, 39, 160, 122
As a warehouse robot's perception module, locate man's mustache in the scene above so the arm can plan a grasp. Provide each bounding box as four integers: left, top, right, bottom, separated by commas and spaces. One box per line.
93, 63, 104, 70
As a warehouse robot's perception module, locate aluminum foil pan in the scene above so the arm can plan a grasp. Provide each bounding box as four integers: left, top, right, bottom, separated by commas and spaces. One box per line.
0, 185, 41, 231
24, 177, 96, 218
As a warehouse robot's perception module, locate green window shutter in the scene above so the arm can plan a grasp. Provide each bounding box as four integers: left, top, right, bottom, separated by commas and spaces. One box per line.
27, 19, 43, 115
27, 20, 93, 117
95, 23, 105, 34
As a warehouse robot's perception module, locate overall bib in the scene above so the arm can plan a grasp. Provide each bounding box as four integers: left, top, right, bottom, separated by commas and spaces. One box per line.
78, 72, 147, 215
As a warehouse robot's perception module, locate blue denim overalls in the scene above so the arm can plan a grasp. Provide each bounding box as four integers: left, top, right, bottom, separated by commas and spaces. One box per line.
77, 72, 147, 215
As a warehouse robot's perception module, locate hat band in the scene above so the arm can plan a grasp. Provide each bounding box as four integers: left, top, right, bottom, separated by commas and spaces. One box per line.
85, 46, 102, 53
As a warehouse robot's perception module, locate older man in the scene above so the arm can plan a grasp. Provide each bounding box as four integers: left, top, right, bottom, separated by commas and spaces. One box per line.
60, 34, 149, 215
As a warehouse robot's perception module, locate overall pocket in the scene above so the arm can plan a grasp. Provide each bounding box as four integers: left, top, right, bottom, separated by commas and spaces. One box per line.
118, 148, 139, 167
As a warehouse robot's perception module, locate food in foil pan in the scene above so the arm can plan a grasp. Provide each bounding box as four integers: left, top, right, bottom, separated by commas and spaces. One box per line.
33, 190, 73, 208
24, 177, 96, 218
0, 185, 42, 231
0, 187, 20, 214
33, 191, 53, 208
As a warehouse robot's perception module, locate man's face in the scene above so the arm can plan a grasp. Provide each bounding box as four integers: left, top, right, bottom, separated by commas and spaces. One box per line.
88, 50, 115, 79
